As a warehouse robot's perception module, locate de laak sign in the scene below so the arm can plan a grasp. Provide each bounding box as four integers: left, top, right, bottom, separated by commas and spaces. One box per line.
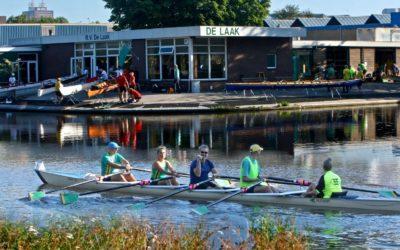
204, 26, 240, 36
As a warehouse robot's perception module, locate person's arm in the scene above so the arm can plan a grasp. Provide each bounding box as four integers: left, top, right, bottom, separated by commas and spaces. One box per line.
315, 175, 325, 195
165, 160, 177, 175
193, 156, 202, 177
210, 161, 217, 177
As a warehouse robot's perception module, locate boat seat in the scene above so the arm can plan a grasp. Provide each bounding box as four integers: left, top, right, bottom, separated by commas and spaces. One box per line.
331, 191, 348, 198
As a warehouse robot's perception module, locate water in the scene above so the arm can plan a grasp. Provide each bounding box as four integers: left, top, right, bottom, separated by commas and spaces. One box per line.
1, 107, 400, 248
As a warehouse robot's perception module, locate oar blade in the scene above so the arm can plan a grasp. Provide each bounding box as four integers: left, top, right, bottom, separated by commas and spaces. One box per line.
60, 192, 79, 205
131, 202, 147, 212
378, 190, 398, 198
192, 205, 209, 216
28, 191, 45, 201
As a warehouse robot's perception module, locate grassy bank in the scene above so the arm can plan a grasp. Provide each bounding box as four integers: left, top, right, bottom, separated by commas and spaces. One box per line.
0, 217, 307, 249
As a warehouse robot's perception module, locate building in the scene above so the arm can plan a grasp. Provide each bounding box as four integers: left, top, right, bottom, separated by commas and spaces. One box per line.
0, 23, 113, 84
0, 16, 6, 24
9, 26, 305, 89
23, 1, 54, 20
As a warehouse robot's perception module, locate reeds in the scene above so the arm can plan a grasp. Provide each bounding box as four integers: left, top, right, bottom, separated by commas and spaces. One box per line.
0, 216, 307, 249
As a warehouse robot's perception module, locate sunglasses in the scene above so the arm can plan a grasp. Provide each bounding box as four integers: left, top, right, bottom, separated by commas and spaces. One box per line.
200, 151, 209, 154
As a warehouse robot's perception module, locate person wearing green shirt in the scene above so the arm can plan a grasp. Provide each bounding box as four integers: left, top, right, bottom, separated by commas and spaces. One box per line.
150, 145, 179, 185
343, 65, 351, 81
349, 66, 356, 80
239, 144, 277, 193
101, 142, 136, 182
326, 65, 336, 80
304, 158, 344, 198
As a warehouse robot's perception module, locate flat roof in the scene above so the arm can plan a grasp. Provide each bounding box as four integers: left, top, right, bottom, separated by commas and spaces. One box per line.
10, 26, 306, 46
293, 40, 400, 48
0, 46, 42, 52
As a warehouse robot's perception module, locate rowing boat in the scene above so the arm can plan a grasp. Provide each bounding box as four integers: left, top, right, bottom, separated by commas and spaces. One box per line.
33, 167, 400, 213
87, 81, 118, 98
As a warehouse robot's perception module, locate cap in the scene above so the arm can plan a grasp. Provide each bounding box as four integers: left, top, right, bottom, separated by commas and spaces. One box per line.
250, 144, 263, 153
107, 141, 120, 149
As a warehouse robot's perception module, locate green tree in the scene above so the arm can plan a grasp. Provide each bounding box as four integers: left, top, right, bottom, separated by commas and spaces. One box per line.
271, 4, 323, 19
103, 0, 270, 30
7, 15, 69, 24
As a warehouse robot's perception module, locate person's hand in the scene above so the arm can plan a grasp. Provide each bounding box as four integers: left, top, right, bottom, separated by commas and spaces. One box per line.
196, 155, 202, 161
125, 164, 133, 171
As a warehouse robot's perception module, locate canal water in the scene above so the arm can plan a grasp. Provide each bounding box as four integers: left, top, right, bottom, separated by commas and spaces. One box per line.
0, 106, 399, 248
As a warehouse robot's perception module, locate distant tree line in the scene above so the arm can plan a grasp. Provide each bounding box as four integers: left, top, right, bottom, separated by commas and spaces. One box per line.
271, 5, 324, 20
7, 15, 69, 24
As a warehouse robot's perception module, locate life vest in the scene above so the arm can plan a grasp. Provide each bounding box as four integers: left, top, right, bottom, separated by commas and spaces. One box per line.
323, 171, 343, 198
240, 156, 260, 188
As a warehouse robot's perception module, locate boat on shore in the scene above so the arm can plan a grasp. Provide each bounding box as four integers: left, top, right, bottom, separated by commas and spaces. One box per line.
34, 167, 400, 213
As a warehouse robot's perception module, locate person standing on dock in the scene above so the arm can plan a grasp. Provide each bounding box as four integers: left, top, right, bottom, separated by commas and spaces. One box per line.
190, 144, 218, 189
101, 141, 137, 182
174, 64, 181, 93
8, 73, 16, 88
55, 77, 63, 104
150, 146, 179, 185
343, 65, 351, 81
303, 158, 344, 198
240, 144, 277, 193
116, 71, 129, 103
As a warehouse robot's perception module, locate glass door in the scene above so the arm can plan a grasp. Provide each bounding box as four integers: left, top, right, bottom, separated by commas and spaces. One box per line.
71, 57, 84, 76
84, 56, 95, 78
28, 61, 38, 83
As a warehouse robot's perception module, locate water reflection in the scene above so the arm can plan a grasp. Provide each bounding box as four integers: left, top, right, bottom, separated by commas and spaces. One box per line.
1, 106, 400, 154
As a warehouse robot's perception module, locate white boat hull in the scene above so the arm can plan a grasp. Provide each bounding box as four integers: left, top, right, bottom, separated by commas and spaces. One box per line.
35, 169, 400, 213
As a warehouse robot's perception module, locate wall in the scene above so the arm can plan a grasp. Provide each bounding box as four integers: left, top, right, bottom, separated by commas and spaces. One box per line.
304, 29, 357, 41
40, 43, 74, 80
362, 48, 375, 73
397, 49, 400, 64
131, 39, 146, 83
349, 48, 361, 67
227, 37, 293, 81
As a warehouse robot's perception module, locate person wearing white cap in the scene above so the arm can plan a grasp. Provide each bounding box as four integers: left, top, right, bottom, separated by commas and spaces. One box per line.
101, 141, 136, 182
239, 144, 277, 193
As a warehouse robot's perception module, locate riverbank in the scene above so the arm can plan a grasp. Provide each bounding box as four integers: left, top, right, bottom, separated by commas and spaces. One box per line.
0, 217, 306, 249
1, 82, 400, 114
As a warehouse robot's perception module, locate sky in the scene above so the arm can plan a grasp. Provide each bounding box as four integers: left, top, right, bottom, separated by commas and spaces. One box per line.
0, 0, 399, 23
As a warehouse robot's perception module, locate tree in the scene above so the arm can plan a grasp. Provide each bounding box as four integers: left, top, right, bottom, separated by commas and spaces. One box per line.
7, 15, 69, 24
103, 0, 271, 30
271, 4, 323, 19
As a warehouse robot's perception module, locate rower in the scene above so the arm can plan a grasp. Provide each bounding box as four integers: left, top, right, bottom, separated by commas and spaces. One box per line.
101, 142, 136, 182
55, 77, 63, 104
240, 144, 277, 193
150, 146, 179, 185
304, 158, 345, 198
190, 144, 218, 189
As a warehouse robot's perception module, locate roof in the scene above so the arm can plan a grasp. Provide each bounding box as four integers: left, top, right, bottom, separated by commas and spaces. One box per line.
366, 14, 391, 24
264, 18, 294, 28
291, 18, 331, 27
293, 40, 400, 49
10, 26, 307, 46
327, 16, 370, 26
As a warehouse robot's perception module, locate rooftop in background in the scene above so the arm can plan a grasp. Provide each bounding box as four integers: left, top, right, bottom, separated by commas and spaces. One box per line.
264, 18, 294, 28
291, 17, 331, 28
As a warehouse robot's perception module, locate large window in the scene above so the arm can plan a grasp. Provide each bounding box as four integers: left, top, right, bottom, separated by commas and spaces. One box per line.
146, 39, 189, 80
193, 38, 226, 80
74, 41, 131, 76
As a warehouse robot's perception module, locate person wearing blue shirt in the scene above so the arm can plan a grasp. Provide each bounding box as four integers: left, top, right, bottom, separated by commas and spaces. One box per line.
190, 144, 218, 189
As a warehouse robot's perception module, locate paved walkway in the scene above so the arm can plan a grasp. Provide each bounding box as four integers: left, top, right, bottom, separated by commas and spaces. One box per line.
1, 82, 400, 114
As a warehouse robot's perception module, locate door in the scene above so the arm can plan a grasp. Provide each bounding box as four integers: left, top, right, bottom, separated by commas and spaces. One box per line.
71, 57, 84, 76
84, 56, 95, 78
28, 61, 38, 83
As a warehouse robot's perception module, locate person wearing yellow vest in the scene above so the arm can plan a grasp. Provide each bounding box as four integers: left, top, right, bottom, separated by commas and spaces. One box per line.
55, 77, 63, 104
150, 145, 179, 185
239, 144, 277, 193
343, 65, 351, 81
304, 158, 343, 198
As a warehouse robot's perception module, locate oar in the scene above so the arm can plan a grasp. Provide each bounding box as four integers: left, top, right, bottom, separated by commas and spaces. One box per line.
28, 172, 122, 201
131, 166, 190, 177
192, 181, 263, 216
59, 177, 173, 205
131, 178, 213, 211
265, 176, 400, 198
